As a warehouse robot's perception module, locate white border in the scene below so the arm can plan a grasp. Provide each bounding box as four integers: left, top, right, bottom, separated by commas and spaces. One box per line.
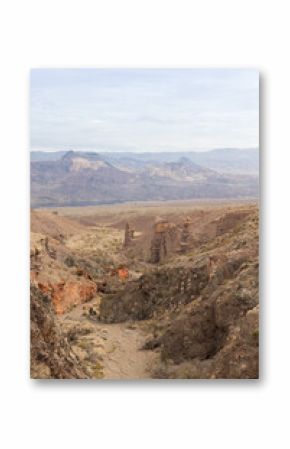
0, 0, 289, 448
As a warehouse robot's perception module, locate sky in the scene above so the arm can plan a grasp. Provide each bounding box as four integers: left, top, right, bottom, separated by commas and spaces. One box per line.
30, 68, 259, 153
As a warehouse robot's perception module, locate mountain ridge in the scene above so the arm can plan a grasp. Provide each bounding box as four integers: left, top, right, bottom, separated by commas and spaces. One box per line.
31, 150, 259, 208
31, 148, 259, 175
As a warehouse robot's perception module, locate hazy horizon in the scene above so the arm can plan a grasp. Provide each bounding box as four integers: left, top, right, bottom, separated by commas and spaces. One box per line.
30, 146, 258, 154
30, 69, 259, 153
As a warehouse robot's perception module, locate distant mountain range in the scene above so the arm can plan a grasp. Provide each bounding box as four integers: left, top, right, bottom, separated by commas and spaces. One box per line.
31, 149, 259, 207
31, 148, 259, 174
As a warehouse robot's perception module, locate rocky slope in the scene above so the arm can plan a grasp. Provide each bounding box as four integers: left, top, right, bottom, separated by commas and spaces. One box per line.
30, 285, 89, 379
30, 202, 259, 379
99, 206, 259, 379
30, 209, 125, 314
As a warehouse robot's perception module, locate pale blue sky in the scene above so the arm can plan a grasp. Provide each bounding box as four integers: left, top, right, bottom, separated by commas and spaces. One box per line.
30, 68, 259, 152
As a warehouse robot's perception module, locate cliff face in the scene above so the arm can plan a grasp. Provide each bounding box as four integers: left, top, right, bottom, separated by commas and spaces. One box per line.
30, 285, 89, 379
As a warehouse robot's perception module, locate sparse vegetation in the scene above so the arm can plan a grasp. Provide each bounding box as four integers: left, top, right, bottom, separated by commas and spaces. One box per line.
31, 200, 259, 379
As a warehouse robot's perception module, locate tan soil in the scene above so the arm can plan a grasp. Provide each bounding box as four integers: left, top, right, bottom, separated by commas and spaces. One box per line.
60, 299, 158, 379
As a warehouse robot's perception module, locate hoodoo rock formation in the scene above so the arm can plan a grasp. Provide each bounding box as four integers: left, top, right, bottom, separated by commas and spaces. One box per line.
150, 218, 179, 263
180, 216, 193, 253
123, 222, 135, 247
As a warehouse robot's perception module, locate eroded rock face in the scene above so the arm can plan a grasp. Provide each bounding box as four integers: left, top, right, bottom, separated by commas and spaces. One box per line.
30, 285, 89, 379
160, 304, 226, 363
207, 306, 259, 379
99, 258, 210, 323
36, 279, 97, 314
30, 233, 98, 314
152, 255, 258, 375
156, 306, 259, 379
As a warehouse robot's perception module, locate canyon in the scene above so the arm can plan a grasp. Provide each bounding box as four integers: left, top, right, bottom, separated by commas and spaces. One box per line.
31, 199, 259, 379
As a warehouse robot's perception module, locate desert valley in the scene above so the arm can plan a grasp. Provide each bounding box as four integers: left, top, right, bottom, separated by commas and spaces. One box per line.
30, 150, 259, 379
